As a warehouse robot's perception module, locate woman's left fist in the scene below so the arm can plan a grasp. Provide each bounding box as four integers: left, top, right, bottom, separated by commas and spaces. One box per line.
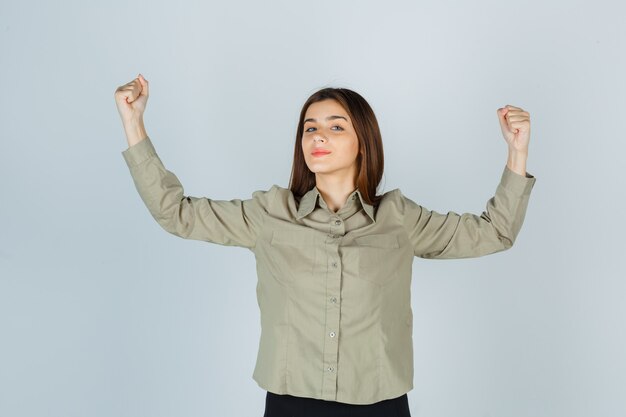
497, 105, 530, 153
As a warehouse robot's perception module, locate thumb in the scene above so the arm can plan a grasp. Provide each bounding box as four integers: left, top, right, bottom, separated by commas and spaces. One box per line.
137, 73, 149, 97
497, 106, 510, 131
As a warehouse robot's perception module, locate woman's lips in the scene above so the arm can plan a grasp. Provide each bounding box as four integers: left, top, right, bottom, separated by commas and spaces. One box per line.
312, 150, 331, 157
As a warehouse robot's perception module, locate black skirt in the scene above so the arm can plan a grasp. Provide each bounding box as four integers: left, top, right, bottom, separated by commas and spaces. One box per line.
263, 391, 412, 417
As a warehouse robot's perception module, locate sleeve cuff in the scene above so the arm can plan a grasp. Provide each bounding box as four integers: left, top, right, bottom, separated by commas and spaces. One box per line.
500, 164, 536, 195
121, 136, 156, 167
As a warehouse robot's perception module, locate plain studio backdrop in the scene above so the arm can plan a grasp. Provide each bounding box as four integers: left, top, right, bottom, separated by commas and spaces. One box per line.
1, 1, 625, 416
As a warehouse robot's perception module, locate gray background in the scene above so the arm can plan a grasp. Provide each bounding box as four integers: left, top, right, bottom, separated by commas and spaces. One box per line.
1, 0, 625, 416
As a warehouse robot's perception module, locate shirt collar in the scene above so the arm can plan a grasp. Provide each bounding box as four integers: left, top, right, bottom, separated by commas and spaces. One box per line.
296, 186, 375, 223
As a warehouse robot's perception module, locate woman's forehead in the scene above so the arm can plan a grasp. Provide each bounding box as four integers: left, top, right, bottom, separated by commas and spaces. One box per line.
305, 99, 349, 119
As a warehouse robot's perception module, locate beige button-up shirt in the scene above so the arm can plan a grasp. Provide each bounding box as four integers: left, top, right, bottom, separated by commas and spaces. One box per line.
122, 136, 537, 405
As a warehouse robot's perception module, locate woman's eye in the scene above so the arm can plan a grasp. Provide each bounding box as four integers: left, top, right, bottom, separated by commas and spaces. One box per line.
304, 126, 343, 133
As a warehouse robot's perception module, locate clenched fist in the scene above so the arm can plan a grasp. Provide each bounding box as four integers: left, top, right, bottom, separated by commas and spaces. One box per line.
114, 74, 149, 123
497, 105, 530, 154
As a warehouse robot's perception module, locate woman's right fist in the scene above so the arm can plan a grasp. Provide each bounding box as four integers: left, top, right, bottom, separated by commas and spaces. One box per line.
114, 74, 149, 123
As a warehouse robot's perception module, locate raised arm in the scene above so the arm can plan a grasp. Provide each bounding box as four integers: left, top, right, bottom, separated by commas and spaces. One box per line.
403, 104, 536, 259
115, 74, 275, 249
121, 136, 276, 248
402, 164, 536, 259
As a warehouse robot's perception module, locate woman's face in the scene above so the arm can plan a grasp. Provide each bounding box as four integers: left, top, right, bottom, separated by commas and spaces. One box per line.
301, 99, 360, 183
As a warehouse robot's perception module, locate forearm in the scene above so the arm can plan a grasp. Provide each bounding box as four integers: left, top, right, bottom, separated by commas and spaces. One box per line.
123, 117, 148, 148
507, 148, 528, 177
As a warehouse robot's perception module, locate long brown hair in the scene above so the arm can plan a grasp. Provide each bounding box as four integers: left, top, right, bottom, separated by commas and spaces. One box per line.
288, 87, 385, 207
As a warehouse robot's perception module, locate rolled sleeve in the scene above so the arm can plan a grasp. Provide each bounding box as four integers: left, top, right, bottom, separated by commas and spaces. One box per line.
500, 164, 536, 195
122, 136, 157, 167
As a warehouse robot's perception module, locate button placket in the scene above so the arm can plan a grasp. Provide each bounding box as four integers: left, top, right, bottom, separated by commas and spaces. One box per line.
322, 223, 341, 399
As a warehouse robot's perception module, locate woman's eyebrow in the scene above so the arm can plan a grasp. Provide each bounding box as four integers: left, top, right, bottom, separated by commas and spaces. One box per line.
304, 115, 348, 124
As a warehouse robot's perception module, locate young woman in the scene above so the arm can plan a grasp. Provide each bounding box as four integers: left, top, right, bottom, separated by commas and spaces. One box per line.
115, 74, 536, 417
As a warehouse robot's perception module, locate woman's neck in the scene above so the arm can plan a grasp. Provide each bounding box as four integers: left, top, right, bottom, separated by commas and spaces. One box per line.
315, 175, 357, 213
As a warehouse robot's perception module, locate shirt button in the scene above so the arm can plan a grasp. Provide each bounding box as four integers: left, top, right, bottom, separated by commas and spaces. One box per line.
330, 297, 337, 303
328, 366, 335, 372
329, 331, 336, 338
331, 261, 337, 268
334, 219, 342, 225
